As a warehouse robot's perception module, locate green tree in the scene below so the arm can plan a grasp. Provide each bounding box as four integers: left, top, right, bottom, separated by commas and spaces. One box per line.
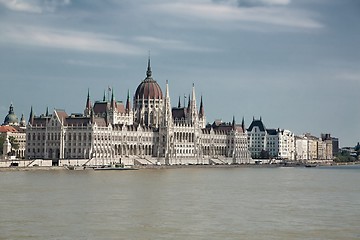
8, 136, 19, 155
334, 151, 356, 162
0, 134, 5, 155
259, 150, 270, 159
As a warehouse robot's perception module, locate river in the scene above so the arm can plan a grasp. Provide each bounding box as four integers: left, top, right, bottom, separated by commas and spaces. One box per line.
0, 165, 359, 239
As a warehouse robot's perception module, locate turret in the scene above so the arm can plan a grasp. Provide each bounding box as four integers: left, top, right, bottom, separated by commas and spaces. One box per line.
20, 114, 26, 127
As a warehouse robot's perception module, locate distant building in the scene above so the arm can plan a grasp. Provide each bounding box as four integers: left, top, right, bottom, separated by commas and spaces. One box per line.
247, 118, 295, 160
1, 104, 26, 158
294, 133, 334, 161
26, 58, 251, 166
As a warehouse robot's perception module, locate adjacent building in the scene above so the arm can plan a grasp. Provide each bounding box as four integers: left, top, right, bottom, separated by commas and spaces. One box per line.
247, 118, 295, 160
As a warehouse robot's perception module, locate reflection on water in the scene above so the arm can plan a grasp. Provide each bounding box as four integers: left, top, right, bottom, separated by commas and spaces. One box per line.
0, 166, 360, 240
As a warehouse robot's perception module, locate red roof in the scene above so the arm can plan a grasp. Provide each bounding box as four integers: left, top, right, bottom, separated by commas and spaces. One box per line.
0, 125, 18, 133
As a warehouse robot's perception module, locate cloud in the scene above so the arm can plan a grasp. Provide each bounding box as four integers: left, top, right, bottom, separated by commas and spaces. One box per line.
336, 72, 360, 82
65, 59, 126, 69
134, 36, 219, 52
0, 25, 143, 55
213, 0, 290, 7
0, 0, 71, 13
153, 2, 322, 29
237, 0, 290, 7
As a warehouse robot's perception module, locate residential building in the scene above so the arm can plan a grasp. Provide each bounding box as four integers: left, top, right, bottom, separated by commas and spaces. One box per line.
247, 118, 295, 160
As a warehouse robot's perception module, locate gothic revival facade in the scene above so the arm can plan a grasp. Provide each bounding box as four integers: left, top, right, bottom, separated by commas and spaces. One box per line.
26, 59, 251, 166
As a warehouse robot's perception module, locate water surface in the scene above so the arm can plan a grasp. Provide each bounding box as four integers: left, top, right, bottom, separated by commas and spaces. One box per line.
1, 166, 359, 239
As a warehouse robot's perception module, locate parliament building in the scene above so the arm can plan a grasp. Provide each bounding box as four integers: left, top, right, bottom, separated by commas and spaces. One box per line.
26, 59, 251, 166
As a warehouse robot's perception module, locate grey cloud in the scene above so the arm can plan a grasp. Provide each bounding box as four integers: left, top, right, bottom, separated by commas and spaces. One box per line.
213, 0, 290, 7
0, 0, 71, 13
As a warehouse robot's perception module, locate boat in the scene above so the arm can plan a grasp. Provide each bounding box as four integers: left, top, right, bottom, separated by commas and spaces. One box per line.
93, 164, 138, 171
305, 164, 317, 168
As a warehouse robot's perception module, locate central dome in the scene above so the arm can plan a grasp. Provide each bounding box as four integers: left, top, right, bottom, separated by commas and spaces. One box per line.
4, 104, 19, 125
134, 58, 163, 100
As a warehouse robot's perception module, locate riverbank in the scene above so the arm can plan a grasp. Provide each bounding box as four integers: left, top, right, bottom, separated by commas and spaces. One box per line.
1, 161, 359, 172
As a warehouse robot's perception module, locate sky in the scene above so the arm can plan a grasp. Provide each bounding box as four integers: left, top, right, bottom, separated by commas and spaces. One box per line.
0, 0, 359, 147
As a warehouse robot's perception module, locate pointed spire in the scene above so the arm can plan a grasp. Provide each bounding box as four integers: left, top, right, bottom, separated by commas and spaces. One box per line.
178, 96, 181, 108
163, 80, 172, 126
260, 116, 262, 121
146, 54, 152, 78
111, 88, 116, 109
126, 89, 131, 112
165, 80, 169, 98
241, 116, 245, 133
85, 89, 92, 116
28, 106, 34, 124
103, 90, 106, 102
45, 106, 49, 117
199, 95, 204, 117
187, 94, 191, 110
232, 116, 236, 129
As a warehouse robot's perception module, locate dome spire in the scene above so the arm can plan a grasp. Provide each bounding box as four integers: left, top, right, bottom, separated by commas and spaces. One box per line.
146, 53, 152, 78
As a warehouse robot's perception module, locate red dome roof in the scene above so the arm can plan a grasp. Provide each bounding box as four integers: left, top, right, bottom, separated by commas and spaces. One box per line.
135, 79, 163, 100
134, 58, 163, 100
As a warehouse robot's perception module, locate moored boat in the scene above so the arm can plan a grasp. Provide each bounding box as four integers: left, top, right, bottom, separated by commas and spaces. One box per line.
93, 164, 138, 171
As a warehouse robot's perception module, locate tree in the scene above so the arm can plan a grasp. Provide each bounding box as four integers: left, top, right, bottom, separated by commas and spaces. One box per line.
259, 149, 270, 159
8, 136, 19, 155
0, 134, 5, 155
334, 151, 356, 162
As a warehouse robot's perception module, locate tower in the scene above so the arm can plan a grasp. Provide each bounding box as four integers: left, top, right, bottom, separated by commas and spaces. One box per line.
133, 57, 163, 127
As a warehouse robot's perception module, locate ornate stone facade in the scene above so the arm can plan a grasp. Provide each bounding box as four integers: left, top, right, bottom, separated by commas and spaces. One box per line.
26, 59, 251, 166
